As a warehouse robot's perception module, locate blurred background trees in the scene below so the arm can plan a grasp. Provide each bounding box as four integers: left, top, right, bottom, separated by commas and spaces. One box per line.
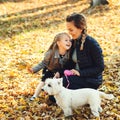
91, 0, 109, 7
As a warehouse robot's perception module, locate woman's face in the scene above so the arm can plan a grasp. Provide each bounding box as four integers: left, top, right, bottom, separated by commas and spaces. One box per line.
66, 21, 82, 40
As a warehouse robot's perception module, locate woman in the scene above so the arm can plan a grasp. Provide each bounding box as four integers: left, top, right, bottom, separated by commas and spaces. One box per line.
63, 13, 104, 89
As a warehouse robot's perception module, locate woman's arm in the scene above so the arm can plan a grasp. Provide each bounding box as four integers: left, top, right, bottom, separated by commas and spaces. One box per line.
79, 38, 104, 77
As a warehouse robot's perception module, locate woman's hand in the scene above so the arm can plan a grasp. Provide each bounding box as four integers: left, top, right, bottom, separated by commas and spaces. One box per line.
54, 72, 60, 78
71, 69, 80, 76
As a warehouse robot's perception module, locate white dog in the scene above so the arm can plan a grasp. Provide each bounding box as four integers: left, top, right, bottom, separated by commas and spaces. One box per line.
42, 78, 114, 117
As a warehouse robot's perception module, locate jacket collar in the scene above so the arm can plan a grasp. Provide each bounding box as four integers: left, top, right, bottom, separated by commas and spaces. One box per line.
54, 50, 60, 58
54, 50, 68, 59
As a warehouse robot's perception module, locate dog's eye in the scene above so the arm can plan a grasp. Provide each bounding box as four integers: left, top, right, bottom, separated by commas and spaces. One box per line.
48, 84, 51, 87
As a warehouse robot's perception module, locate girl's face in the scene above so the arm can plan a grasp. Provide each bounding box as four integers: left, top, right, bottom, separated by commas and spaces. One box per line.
57, 35, 72, 51
66, 21, 82, 40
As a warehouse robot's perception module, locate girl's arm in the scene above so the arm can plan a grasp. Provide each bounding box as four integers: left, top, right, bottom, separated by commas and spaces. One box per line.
30, 51, 51, 73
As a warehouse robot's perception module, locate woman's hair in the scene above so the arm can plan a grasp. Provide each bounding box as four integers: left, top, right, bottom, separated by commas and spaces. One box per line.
66, 13, 87, 50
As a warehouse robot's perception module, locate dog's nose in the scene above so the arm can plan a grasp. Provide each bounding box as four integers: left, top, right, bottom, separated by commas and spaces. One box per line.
41, 88, 44, 91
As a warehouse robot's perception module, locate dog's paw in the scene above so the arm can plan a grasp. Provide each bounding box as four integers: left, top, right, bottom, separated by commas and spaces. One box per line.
91, 111, 100, 117
98, 107, 102, 113
29, 96, 36, 101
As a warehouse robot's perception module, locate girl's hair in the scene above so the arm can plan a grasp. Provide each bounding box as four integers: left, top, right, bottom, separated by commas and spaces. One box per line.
66, 13, 87, 50
45, 32, 71, 70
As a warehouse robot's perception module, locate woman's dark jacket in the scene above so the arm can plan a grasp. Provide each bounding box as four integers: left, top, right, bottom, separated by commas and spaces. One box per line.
69, 35, 104, 84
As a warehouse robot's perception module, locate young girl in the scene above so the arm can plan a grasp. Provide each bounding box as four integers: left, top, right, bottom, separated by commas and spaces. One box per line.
28, 32, 72, 101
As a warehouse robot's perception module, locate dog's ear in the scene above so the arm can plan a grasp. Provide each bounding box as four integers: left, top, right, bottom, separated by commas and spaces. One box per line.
58, 78, 63, 85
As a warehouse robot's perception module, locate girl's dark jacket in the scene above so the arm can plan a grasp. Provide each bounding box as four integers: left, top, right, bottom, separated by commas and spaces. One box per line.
69, 35, 104, 85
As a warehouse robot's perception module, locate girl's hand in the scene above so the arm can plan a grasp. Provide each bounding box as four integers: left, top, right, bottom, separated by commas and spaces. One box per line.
27, 67, 34, 74
71, 69, 80, 76
54, 72, 60, 78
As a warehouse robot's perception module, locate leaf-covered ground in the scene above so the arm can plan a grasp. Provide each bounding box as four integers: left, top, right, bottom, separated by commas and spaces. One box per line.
0, 0, 120, 119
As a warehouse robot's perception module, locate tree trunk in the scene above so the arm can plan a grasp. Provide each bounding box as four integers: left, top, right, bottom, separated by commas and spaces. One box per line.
91, 0, 109, 7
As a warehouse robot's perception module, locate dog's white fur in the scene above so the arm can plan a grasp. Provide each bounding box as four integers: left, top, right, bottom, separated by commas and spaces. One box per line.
42, 78, 114, 117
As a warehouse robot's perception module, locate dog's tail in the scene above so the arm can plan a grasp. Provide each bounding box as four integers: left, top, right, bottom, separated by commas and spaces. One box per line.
99, 91, 114, 100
